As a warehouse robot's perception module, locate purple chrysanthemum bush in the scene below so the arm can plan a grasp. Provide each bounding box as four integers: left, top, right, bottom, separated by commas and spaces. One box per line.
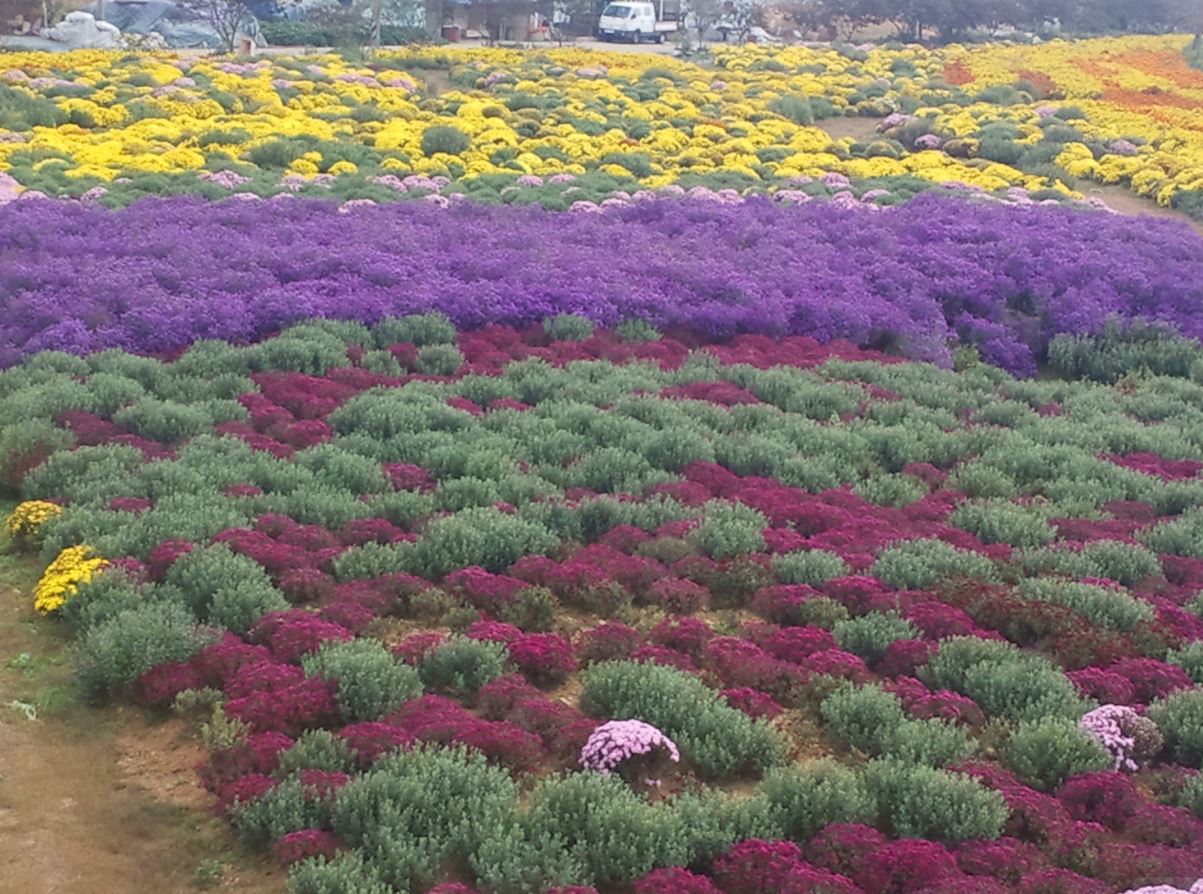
579, 719, 680, 788
3, 194, 1203, 374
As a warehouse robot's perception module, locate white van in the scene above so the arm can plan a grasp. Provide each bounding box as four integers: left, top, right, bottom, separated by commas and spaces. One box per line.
597, 1, 677, 43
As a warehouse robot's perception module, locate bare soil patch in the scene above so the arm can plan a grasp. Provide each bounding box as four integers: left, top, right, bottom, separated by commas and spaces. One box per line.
0, 552, 282, 894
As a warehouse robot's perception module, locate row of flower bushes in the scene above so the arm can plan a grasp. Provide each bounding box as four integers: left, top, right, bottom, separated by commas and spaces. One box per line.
3, 194, 1202, 375
0, 43, 1073, 204
6, 315, 1203, 892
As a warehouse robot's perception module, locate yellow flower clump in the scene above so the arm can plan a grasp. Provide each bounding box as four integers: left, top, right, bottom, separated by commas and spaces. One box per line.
0, 37, 1197, 204
33, 545, 109, 615
5, 500, 63, 543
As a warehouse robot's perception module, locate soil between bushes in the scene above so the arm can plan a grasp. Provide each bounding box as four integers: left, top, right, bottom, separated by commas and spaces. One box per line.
0, 546, 281, 894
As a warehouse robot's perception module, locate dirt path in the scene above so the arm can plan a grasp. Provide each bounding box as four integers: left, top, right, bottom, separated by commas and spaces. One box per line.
1084, 182, 1203, 236
0, 552, 283, 894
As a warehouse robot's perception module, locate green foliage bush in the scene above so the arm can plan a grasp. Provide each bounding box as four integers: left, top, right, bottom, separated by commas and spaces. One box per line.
421, 125, 471, 157
418, 636, 508, 696
303, 639, 423, 722
863, 759, 1008, 842
820, 684, 975, 767
759, 760, 875, 841
275, 730, 356, 777
581, 660, 781, 778
165, 542, 287, 632
288, 853, 391, 894
922, 637, 1089, 722
416, 344, 465, 376
871, 538, 1000, 589
832, 612, 917, 663
1149, 689, 1203, 767
688, 500, 766, 560
1020, 540, 1161, 586
772, 549, 849, 585
950, 498, 1054, 549
1017, 577, 1153, 631
520, 772, 682, 886
413, 507, 558, 577
75, 601, 207, 700
232, 775, 333, 849
1167, 642, 1203, 685
543, 314, 595, 341
331, 745, 516, 891
1001, 717, 1111, 790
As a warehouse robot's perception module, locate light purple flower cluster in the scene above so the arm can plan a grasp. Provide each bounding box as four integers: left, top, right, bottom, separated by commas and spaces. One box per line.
1119, 882, 1203, 894
1079, 704, 1153, 771
3, 194, 1202, 374
579, 719, 679, 776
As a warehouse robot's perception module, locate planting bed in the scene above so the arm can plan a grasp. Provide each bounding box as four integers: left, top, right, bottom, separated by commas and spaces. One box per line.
7, 311, 1203, 894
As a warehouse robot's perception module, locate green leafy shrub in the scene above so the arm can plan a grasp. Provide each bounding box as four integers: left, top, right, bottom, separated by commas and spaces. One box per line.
1149, 689, 1203, 767
1018, 577, 1153, 631
1001, 717, 1111, 790
275, 730, 356, 777
498, 586, 557, 631
372, 313, 457, 348
871, 538, 1000, 589
331, 745, 516, 891
950, 499, 1054, 549
521, 772, 682, 885
165, 542, 287, 632
759, 760, 875, 840
820, 684, 974, 767
416, 344, 465, 375
768, 94, 814, 124
75, 601, 207, 700
581, 660, 781, 778
1168, 642, 1203, 685
772, 549, 848, 585
1047, 319, 1201, 383
303, 639, 423, 721
688, 500, 766, 560
833, 612, 917, 663
1179, 772, 1203, 819
418, 636, 508, 696
421, 125, 470, 157
288, 853, 391, 894
1020, 540, 1161, 586
414, 507, 558, 576
543, 314, 595, 341
864, 759, 1007, 842
922, 637, 1088, 722
232, 775, 333, 848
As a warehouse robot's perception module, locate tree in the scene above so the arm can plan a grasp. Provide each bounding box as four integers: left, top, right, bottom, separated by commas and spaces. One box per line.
179, 0, 255, 52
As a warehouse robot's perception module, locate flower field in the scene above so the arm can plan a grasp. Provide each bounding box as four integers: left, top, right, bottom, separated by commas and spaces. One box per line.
4, 30, 1203, 894
1, 36, 1201, 217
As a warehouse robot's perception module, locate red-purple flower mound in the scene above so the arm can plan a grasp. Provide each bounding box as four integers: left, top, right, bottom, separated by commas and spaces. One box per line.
713, 839, 806, 894
393, 631, 448, 665
856, 840, 960, 894
272, 829, 341, 866
954, 838, 1042, 884
1014, 868, 1109, 894
719, 687, 783, 719
649, 617, 714, 659
632, 867, 723, 894
337, 721, 416, 767
203, 731, 295, 789
806, 824, 887, 879
466, 619, 524, 645
132, 660, 202, 707
1107, 658, 1193, 703
262, 614, 354, 664
509, 633, 576, 687
214, 773, 275, 814
225, 677, 339, 735
146, 538, 194, 581
576, 622, 642, 663
447, 566, 527, 610
646, 577, 711, 613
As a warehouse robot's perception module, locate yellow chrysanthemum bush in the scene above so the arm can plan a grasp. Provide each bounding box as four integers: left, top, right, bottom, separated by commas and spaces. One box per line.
0, 38, 1198, 216
32, 544, 109, 615
4, 500, 63, 546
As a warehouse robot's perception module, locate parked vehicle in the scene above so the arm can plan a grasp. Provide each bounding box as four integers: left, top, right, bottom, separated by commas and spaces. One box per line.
597, 1, 676, 43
